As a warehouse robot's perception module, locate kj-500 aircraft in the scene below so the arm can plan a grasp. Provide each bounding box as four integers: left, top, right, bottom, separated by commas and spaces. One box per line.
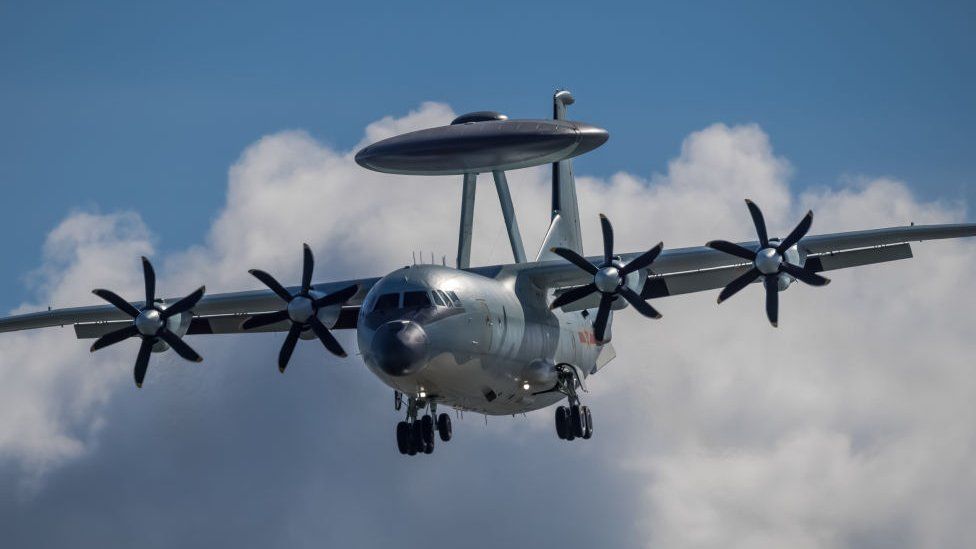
2, 90, 975, 456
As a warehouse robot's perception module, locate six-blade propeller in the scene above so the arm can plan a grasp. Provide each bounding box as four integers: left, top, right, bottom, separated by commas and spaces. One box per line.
706, 199, 830, 327
242, 244, 358, 373
90, 257, 206, 387
549, 214, 664, 342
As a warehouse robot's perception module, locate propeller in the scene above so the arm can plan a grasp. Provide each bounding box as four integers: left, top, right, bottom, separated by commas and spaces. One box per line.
549, 214, 664, 342
90, 257, 206, 387
706, 199, 831, 327
243, 243, 358, 372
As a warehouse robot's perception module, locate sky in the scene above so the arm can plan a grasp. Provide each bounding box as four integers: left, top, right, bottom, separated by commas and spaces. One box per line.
0, 1, 975, 548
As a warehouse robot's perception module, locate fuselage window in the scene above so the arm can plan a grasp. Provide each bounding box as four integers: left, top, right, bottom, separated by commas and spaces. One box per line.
447, 291, 461, 306
373, 293, 400, 312
431, 291, 446, 306
402, 291, 432, 309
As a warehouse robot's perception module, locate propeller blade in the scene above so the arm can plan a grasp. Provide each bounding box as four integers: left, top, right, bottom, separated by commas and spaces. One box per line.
160, 286, 206, 319
776, 210, 813, 254
142, 257, 156, 308
550, 247, 598, 275
249, 269, 294, 303
706, 240, 758, 262
619, 242, 663, 276
764, 275, 779, 327
134, 339, 153, 388
550, 283, 598, 310
158, 329, 203, 362
301, 243, 314, 294
278, 324, 302, 373
90, 325, 139, 352
599, 214, 614, 265
92, 289, 141, 318
313, 284, 359, 309
592, 293, 614, 342
309, 317, 347, 357
780, 262, 831, 287
745, 199, 769, 248
717, 267, 761, 303
241, 310, 290, 330
619, 286, 662, 319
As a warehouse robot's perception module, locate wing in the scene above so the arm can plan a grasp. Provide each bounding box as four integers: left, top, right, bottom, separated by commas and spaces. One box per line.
525, 223, 976, 309
0, 277, 378, 338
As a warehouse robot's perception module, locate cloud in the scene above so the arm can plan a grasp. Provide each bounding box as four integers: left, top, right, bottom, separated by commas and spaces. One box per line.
1, 103, 975, 548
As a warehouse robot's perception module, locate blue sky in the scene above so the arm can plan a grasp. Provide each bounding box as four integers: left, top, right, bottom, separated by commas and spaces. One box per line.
1, 0, 974, 311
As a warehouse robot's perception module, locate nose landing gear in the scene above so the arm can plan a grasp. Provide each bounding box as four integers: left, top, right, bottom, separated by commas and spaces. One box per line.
394, 391, 453, 456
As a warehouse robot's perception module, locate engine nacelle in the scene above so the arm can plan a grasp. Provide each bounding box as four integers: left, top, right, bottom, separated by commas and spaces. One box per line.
772, 240, 807, 291
299, 289, 342, 340
150, 304, 193, 353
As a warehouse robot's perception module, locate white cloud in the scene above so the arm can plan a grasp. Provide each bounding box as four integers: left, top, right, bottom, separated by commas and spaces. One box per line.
2, 104, 975, 547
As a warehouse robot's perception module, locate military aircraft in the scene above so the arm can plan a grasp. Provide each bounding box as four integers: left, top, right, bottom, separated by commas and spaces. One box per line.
2, 90, 975, 456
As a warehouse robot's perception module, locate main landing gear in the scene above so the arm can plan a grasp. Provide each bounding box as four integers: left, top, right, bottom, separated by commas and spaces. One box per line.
551, 364, 593, 441
394, 391, 452, 456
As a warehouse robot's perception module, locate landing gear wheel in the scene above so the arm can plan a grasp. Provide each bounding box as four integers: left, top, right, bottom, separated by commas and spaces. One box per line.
581, 406, 593, 439
571, 405, 585, 438
420, 415, 435, 445
423, 437, 435, 454
437, 413, 452, 442
555, 406, 570, 440
410, 421, 424, 455
396, 421, 411, 454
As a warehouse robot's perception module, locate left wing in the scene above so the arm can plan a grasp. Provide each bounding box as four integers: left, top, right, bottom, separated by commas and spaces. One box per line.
522, 223, 976, 307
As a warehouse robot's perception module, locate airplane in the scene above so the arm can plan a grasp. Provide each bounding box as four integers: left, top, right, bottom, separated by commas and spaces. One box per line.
2, 90, 975, 457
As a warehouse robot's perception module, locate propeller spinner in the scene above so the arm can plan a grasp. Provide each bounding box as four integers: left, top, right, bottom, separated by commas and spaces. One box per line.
90, 257, 206, 387
549, 214, 664, 342
243, 244, 358, 372
706, 199, 830, 326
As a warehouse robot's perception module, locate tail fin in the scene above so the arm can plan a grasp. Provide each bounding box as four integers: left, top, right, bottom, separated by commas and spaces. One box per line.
537, 90, 584, 261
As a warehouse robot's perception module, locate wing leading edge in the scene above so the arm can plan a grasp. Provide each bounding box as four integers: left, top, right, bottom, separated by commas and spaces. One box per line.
0, 278, 379, 335
528, 223, 976, 307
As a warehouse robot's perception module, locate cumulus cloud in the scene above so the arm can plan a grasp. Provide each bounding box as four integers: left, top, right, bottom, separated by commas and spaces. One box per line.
1, 103, 974, 548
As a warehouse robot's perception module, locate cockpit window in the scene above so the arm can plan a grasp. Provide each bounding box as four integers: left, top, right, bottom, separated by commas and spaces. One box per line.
402, 291, 432, 309
430, 291, 446, 306
446, 291, 461, 306
372, 293, 400, 312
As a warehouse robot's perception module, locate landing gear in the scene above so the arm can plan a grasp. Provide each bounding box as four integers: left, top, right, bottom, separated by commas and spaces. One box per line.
394, 393, 453, 456
551, 365, 594, 442
437, 413, 452, 442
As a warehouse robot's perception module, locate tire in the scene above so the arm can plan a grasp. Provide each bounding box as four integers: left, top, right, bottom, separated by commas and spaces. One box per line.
571, 405, 585, 438
423, 437, 435, 454
437, 413, 452, 442
420, 415, 435, 445
410, 421, 424, 455
396, 421, 410, 454
582, 406, 593, 440
555, 406, 569, 440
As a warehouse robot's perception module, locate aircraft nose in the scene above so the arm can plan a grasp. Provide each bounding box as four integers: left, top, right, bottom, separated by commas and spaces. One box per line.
371, 320, 429, 377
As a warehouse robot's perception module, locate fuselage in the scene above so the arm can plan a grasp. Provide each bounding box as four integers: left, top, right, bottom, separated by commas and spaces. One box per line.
356, 264, 603, 415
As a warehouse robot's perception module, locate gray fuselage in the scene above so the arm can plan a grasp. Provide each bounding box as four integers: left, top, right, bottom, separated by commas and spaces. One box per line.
356, 264, 602, 415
